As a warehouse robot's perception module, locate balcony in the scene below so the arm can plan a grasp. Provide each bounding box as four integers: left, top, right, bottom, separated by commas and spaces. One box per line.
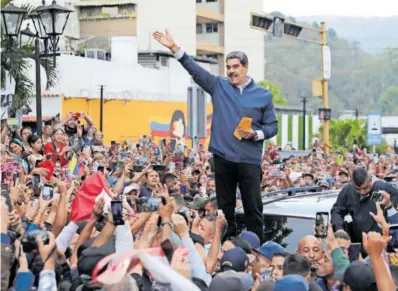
76, 1, 137, 37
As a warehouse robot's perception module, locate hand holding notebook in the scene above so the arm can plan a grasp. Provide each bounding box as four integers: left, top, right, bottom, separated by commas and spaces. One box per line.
234, 117, 252, 140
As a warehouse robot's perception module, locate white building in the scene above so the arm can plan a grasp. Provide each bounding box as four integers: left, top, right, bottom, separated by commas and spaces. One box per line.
14, 0, 265, 102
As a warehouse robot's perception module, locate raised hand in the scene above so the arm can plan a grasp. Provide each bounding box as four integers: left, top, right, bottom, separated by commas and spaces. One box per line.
152, 29, 175, 49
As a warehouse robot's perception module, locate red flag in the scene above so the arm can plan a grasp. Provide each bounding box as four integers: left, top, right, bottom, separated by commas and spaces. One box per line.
38, 160, 55, 181
70, 172, 113, 222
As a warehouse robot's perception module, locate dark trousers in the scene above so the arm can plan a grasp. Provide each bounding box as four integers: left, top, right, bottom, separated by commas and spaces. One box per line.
213, 155, 265, 243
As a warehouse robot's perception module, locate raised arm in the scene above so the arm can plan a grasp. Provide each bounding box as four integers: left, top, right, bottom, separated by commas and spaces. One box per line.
153, 29, 217, 94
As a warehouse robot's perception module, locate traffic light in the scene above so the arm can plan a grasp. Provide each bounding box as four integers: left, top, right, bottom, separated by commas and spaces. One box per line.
272, 17, 284, 37
283, 22, 303, 37
250, 13, 273, 31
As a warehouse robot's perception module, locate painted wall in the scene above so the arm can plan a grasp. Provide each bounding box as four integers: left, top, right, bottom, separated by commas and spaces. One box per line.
62, 98, 213, 146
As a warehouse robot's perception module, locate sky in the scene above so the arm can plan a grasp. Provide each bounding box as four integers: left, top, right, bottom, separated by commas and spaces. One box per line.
263, 0, 398, 17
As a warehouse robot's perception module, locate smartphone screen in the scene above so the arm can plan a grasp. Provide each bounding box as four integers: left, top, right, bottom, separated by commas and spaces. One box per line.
111, 200, 124, 225
389, 224, 398, 248
169, 162, 176, 171
32, 174, 42, 197
259, 267, 273, 281
315, 212, 329, 238
348, 243, 361, 262
147, 197, 161, 212
1, 183, 9, 193
175, 162, 183, 172
133, 165, 144, 172
116, 161, 125, 172
279, 163, 285, 170
152, 165, 166, 172
42, 184, 54, 201
170, 139, 176, 152
2, 192, 13, 212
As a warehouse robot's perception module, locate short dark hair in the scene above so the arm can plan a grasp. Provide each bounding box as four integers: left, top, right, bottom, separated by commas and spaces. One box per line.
226, 51, 249, 67
206, 199, 217, 209
283, 254, 310, 277
163, 173, 177, 182
334, 231, 351, 241
352, 167, 370, 187
273, 252, 290, 259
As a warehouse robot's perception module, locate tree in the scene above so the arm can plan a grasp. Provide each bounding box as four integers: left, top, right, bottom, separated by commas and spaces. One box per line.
258, 80, 288, 105
1, 2, 58, 115
380, 86, 398, 115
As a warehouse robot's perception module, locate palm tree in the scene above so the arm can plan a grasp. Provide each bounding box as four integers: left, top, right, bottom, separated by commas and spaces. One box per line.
1, 1, 59, 116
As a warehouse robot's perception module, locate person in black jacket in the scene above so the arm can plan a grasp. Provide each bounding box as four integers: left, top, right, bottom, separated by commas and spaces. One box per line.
331, 167, 398, 244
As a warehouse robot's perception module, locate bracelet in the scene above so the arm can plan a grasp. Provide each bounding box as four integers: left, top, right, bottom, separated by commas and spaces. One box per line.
161, 220, 174, 231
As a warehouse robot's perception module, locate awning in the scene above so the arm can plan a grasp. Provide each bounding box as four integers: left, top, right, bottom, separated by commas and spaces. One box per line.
41, 92, 64, 98
74, 0, 136, 7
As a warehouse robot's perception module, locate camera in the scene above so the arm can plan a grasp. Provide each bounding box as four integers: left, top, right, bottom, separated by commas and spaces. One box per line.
22, 229, 49, 253
371, 191, 384, 203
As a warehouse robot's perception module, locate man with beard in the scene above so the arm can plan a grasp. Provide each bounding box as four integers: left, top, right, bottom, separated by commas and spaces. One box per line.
153, 29, 278, 242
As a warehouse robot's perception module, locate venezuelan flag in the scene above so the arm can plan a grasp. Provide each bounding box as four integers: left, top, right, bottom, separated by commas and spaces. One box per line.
68, 154, 85, 177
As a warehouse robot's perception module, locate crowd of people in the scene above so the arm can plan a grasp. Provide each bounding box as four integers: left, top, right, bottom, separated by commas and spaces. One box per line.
1, 110, 398, 291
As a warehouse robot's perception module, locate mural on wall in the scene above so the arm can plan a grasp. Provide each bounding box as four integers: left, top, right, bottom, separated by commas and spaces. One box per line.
150, 110, 212, 146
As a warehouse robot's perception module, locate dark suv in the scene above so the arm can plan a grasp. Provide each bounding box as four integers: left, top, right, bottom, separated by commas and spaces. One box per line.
235, 187, 339, 252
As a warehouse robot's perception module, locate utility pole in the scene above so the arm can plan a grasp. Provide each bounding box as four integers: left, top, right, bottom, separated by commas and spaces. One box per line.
320, 22, 330, 154
99, 85, 104, 132
355, 109, 359, 119
301, 96, 308, 150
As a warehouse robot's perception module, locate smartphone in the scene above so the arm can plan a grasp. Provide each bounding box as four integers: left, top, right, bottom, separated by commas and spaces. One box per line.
348, 243, 361, 262
314, 212, 329, 238
371, 191, 383, 203
32, 174, 42, 197
42, 184, 54, 201
259, 267, 273, 281
312, 148, 317, 156
337, 155, 344, 166
269, 169, 282, 178
147, 197, 166, 212
199, 144, 205, 152
175, 162, 183, 172
97, 166, 105, 173
116, 161, 125, 172
170, 139, 176, 152
132, 165, 144, 172
169, 162, 176, 171
216, 209, 223, 217
161, 138, 167, 147
279, 163, 285, 170
389, 224, 398, 248
152, 164, 166, 172
373, 153, 379, 163
1, 183, 9, 193
111, 200, 124, 226
32, 198, 39, 207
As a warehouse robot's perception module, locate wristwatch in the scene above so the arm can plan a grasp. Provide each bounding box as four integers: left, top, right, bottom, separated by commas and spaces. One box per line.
253, 131, 258, 141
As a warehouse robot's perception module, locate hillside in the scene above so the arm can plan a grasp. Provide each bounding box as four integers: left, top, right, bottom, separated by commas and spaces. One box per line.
263, 13, 398, 117
297, 16, 398, 54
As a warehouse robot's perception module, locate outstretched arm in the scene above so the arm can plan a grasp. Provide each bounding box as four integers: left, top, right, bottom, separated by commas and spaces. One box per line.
153, 29, 217, 95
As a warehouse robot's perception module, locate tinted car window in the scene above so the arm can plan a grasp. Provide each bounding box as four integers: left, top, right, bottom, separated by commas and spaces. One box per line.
237, 215, 315, 253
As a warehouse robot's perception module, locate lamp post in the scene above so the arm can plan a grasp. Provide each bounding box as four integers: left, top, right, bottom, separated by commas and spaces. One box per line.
1, 0, 73, 135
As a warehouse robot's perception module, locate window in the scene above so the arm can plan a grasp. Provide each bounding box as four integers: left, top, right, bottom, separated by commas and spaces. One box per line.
206, 23, 218, 33
196, 0, 201, 2
206, 0, 217, 2
196, 24, 203, 34
160, 56, 169, 67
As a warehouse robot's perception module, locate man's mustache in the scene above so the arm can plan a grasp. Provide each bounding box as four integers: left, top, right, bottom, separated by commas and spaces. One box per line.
228, 73, 238, 78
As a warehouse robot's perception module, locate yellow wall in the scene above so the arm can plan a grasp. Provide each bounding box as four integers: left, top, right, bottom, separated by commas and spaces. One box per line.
62, 97, 213, 146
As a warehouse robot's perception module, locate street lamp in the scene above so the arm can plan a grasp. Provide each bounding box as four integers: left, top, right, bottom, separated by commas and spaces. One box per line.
1, 3, 27, 37
1, 1, 73, 135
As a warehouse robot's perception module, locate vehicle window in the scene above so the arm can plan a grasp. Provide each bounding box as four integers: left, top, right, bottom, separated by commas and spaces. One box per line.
237, 215, 315, 253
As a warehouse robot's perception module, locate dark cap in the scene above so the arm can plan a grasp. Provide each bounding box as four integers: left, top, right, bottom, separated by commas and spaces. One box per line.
238, 231, 261, 249
335, 260, 376, 291
220, 247, 248, 272
254, 241, 285, 261
302, 173, 314, 180
209, 270, 249, 291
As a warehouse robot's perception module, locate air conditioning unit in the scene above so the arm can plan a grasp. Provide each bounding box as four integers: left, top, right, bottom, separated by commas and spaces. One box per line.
84, 49, 107, 60
60, 51, 75, 56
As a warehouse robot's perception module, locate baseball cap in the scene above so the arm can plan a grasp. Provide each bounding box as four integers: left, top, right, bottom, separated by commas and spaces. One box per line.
123, 183, 140, 195
317, 180, 330, 189
220, 247, 248, 272
209, 271, 252, 291
336, 260, 377, 291
238, 231, 261, 249
254, 241, 285, 261
273, 275, 309, 291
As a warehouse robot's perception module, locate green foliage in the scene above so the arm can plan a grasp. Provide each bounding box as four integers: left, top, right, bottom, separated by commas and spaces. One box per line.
263, 16, 398, 117
258, 80, 288, 105
1, 3, 59, 115
318, 118, 388, 154
380, 86, 398, 115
